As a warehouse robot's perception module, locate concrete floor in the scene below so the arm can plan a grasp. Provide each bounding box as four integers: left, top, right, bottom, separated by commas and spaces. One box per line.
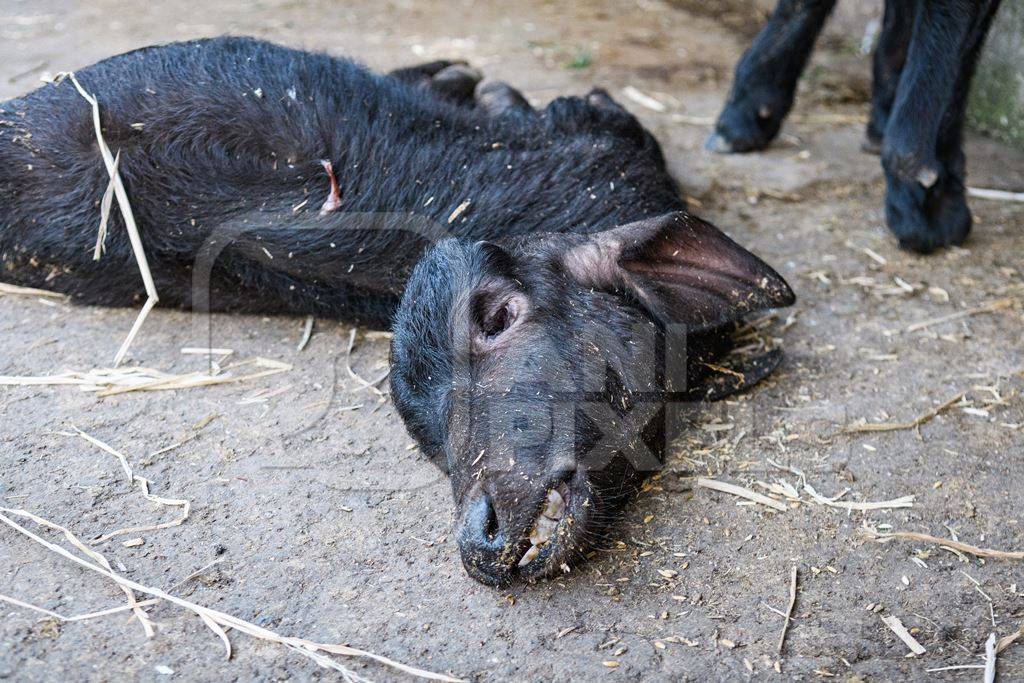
1, 1, 1022, 680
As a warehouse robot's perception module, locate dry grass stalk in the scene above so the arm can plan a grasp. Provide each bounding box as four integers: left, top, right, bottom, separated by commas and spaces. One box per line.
778, 567, 798, 655
671, 112, 867, 126
297, 315, 315, 352
887, 298, 1015, 335
0, 508, 155, 636
345, 329, 389, 397
0, 357, 291, 396
696, 478, 788, 512
0, 282, 65, 298
61, 72, 159, 366
997, 625, 1023, 654
447, 200, 471, 224
0, 593, 159, 622
863, 527, 1024, 561
968, 186, 1024, 202
803, 483, 914, 511
841, 393, 964, 434
984, 632, 997, 683
0, 509, 462, 681
880, 615, 926, 655
94, 149, 120, 259
180, 347, 234, 356
67, 427, 190, 544
622, 86, 667, 112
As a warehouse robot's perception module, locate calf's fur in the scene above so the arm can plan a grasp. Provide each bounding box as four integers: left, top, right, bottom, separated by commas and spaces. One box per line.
0, 37, 794, 585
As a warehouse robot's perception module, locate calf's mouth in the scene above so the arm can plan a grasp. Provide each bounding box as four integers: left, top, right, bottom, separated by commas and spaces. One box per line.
516, 482, 572, 569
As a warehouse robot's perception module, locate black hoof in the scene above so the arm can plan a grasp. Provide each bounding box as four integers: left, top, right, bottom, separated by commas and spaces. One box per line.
430, 64, 483, 104
885, 173, 972, 254
707, 93, 788, 154
474, 80, 531, 116
388, 59, 466, 83
861, 132, 882, 155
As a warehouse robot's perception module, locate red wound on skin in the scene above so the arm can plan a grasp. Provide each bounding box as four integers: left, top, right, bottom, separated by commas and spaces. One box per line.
318, 159, 342, 216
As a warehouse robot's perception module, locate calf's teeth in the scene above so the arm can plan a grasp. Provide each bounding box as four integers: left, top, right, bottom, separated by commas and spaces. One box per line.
518, 487, 569, 567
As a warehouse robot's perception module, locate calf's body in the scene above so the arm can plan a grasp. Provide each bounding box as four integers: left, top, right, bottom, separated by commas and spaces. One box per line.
0, 37, 677, 325
0, 38, 794, 585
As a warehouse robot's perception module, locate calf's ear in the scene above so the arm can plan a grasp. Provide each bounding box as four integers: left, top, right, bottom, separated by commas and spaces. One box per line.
564, 211, 794, 332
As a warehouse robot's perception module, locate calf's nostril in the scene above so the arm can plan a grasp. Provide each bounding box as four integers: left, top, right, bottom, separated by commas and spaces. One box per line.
459, 490, 503, 548
483, 496, 499, 541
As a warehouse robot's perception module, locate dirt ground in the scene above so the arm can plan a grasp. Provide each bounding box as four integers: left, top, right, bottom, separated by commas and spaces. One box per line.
2, 0, 1023, 681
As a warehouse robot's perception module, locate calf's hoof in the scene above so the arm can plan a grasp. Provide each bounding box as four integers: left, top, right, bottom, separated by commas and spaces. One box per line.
475, 80, 532, 116
430, 64, 483, 103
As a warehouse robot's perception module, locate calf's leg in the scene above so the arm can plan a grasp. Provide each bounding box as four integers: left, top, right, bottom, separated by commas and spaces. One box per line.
881, 0, 1002, 253
707, 0, 837, 153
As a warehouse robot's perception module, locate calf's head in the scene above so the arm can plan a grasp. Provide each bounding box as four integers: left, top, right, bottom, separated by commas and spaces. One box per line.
390, 211, 793, 586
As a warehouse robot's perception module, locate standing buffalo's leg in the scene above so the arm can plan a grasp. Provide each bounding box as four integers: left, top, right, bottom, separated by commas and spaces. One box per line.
881, 0, 1002, 253
864, 0, 916, 154
707, 0, 837, 153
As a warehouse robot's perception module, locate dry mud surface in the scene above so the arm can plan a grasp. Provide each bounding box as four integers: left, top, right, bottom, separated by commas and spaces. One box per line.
1, 1, 1023, 681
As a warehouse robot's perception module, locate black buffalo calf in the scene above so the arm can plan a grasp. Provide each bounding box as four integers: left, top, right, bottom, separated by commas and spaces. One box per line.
708, 0, 1003, 254
0, 38, 794, 586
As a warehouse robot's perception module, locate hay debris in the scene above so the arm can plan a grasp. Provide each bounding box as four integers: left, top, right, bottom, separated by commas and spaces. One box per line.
0, 509, 462, 682
0, 282, 65, 298
841, 393, 964, 434
887, 298, 1015, 336
66, 427, 190, 544
696, 478, 788, 512
998, 625, 1023, 654
296, 315, 315, 352
0, 593, 159, 622
0, 357, 291, 396
984, 632, 997, 683
968, 186, 1024, 202
880, 615, 926, 655
345, 329, 389, 397
803, 483, 914, 511
622, 86, 666, 112
59, 72, 159, 366
0, 508, 155, 637
862, 527, 1024, 561
777, 567, 798, 656
447, 199, 471, 224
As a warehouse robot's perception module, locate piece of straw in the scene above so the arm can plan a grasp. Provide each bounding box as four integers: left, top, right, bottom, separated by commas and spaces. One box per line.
803, 483, 914, 511
887, 299, 1015, 336
345, 329, 389, 397
881, 615, 926, 655
297, 316, 315, 352
0, 509, 463, 681
984, 632, 997, 683
998, 625, 1023, 654
863, 528, 1024, 561
1, 508, 154, 637
94, 150, 120, 259
0, 282, 66, 298
0, 594, 160, 622
66, 427, 190, 544
778, 567, 798, 655
696, 478, 788, 512
968, 186, 1024, 203
62, 72, 159, 366
841, 393, 964, 434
